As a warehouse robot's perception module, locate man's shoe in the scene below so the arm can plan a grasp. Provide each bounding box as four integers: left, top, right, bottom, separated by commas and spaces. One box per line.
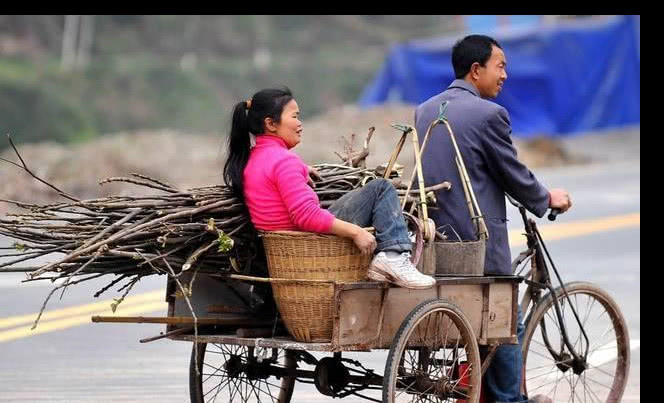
369, 252, 436, 289
528, 395, 553, 403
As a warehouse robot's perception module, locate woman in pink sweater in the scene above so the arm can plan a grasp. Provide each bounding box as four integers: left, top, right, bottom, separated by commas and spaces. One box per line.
223, 87, 434, 289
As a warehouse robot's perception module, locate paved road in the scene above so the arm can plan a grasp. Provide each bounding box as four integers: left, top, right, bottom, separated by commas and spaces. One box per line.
0, 142, 639, 402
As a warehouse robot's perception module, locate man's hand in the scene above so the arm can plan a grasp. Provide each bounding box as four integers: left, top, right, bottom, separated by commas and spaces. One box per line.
307, 166, 322, 188
549, 188, 572, 213
352, 228, 377, 255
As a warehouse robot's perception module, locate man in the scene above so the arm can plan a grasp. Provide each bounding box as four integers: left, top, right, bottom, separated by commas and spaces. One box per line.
415, 35, 572, 403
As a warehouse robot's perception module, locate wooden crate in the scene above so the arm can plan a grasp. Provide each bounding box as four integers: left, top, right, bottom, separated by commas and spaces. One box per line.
332, 276, 520, 350
166, 274, 520, 351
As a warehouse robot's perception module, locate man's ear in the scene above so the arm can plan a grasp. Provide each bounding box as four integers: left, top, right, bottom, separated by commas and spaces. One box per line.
264, 117, 277, 133
470, 62, 481, 80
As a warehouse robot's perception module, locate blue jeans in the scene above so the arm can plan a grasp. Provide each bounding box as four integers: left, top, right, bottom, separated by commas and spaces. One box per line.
328, 178, 411, 253
483, 306, 527, 403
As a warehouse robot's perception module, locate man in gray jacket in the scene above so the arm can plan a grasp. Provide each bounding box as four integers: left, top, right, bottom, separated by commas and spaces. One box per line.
415, 35, 572, 403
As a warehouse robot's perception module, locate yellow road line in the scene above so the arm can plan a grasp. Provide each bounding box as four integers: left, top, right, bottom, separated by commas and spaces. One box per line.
0, 301, 167, 343
0, 290, 164, 330
509, 212, 640, 247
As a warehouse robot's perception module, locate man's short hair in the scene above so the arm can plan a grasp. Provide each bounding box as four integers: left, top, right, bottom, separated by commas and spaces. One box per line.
452, 35, 502, 79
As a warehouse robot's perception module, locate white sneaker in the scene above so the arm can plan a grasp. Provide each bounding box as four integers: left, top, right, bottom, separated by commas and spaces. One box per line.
528, 395, 553, 403
367, 266, 388, 282
369, 252, 436, 289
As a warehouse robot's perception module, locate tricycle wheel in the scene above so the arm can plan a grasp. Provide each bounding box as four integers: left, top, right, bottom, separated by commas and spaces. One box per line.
384, 299, 481, 403
522, 282, 630, 403
189, 343, 296, 403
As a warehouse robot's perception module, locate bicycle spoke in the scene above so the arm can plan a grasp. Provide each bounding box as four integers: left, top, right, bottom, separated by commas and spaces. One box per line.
195, 344, 295, 403
395, 377, 418, 398
528, 375, 568, 393
587, 326, 616, 356
570, 374, 585, 403
550, 366, 562, 402
203, 361, 228, 372
579, 296, 594, 330
582, 297, 597, 330
565, 371, 575, 403
227, 377, 239, 402
526, 366, 564, 382
204, 376, 227, 403
450, 362, 471, 393
261, 378, 279, 403
560, 294, 568, 326
586, 363, 618, 379
390, 303, 479, 403
527, 359, 575, 372
202, 364, 228, 384
528, 342, 562, 361
203, 368, 232, 398
544, 309, 562, 334
582, 373, 616, 391
543, 309, 565, 352
583, 375, 606, 403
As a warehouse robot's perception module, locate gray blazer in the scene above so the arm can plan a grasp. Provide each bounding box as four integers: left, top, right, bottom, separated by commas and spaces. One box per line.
414, 79, 550, 275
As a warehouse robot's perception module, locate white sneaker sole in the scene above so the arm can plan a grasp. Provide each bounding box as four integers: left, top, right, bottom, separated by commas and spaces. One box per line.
367, 268, 388, 282
369, 261, 436, 290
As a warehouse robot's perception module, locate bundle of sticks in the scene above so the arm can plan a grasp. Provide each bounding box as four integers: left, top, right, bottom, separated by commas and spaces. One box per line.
0, 164, 378, 296
0, 130, 443, 325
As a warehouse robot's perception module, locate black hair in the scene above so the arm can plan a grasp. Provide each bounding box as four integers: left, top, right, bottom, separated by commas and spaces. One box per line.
451, 35, 502, 79
223, 86, 294, 198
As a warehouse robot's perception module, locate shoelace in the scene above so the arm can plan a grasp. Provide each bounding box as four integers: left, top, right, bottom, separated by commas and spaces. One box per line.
392, 253, 419, 275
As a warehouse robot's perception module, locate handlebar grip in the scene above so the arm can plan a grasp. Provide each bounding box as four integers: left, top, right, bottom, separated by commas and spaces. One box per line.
548, 208, 561, 221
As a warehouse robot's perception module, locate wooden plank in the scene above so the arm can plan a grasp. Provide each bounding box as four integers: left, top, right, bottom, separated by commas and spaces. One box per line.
378, 287, 437, 347
487, 282, 514, 339
334, 288, 384, 348
437, 284, 484, 338
481, 284, 490, 343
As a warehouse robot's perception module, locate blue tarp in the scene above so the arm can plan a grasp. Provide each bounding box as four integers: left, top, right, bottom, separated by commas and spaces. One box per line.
358, 16, 640, 137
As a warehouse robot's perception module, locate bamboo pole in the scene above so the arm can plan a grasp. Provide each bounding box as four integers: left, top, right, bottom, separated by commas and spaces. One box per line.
442, 120, 489, 240
91, 315, 275, 326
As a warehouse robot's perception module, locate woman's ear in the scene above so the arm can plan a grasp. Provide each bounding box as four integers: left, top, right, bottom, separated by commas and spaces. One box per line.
264, 117, 277, 133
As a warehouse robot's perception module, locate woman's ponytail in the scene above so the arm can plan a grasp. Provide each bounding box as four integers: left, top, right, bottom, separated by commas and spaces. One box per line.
223, 86, 294, 198
223, 101, 251, 198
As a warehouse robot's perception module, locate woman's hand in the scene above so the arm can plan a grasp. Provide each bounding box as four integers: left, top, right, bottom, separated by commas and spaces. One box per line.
328, 219, 376, 255
352, 228, 377, 255
307, 166, 322, 188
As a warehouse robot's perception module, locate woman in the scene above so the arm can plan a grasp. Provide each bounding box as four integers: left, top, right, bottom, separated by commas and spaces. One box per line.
223, 87, 434, 289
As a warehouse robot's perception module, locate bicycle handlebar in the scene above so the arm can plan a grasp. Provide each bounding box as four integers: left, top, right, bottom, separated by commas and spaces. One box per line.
548, 208, 561, 221
506, 193, 562, 222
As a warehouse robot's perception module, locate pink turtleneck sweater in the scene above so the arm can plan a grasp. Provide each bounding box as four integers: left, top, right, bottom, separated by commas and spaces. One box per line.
243, 135, 335, 232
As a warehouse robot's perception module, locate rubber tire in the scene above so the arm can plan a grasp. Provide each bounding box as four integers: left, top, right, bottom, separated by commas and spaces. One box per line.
189, 343, 296, 403
383, 299, 482, 403
522, 282, 630, 403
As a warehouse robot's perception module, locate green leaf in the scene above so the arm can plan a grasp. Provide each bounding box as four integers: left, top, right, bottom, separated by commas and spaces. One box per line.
217, 231, 234, 253
110, 298, 120, 313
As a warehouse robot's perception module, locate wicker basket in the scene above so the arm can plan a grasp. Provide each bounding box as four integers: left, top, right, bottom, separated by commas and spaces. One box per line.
416, 239, 485, 276
260, 230, 371, 342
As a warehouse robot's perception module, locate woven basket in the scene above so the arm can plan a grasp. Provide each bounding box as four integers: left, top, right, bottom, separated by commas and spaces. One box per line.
260, 230, 372, 342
